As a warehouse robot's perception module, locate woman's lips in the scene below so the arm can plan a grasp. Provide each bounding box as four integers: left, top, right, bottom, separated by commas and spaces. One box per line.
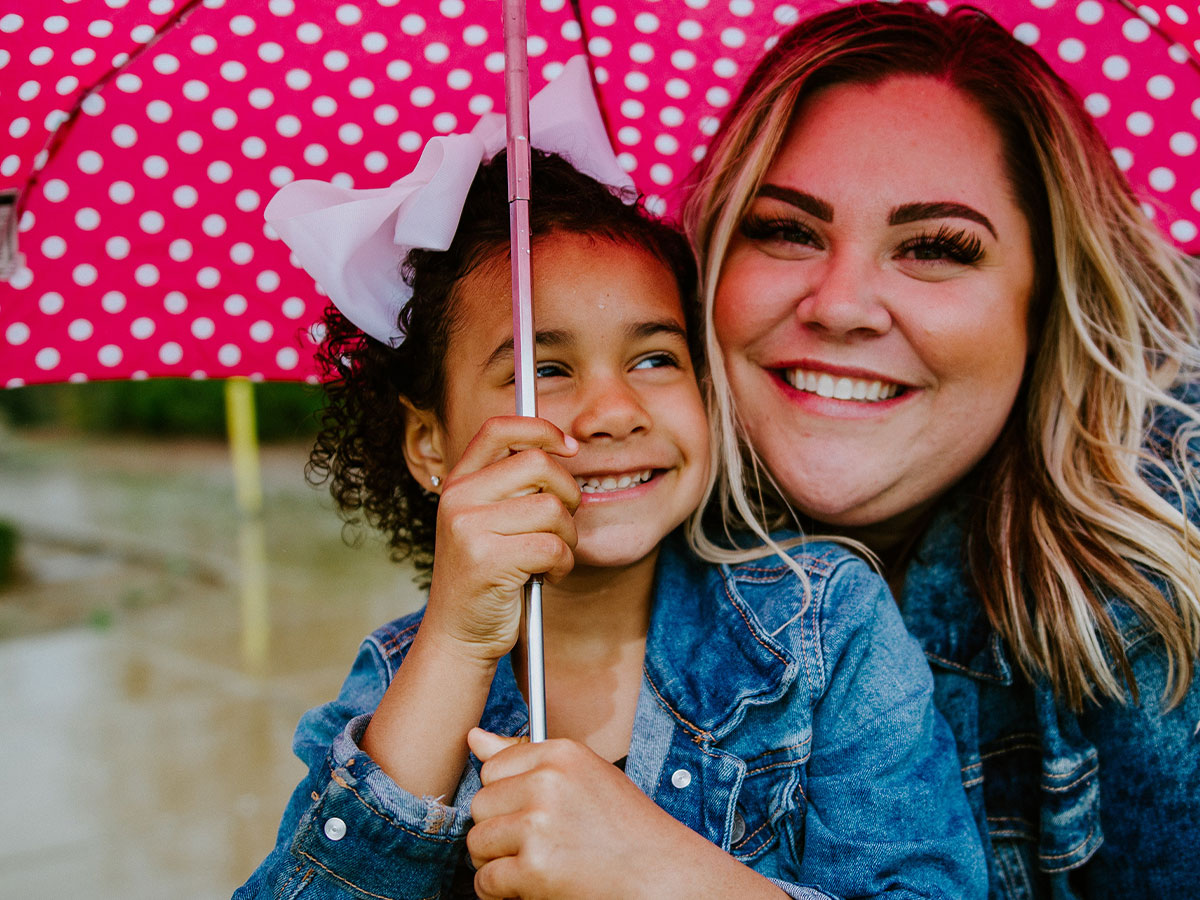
782, 366, 902, 402
766, 365, 916, 418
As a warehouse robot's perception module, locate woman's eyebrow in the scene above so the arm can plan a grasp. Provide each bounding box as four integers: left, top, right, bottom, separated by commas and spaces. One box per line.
888, 201, 997, 238
757, 184, 834, 222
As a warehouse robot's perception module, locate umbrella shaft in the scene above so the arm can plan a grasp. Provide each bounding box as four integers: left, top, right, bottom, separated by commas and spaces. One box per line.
504, 0, 535, 419
504, 0, 545, 744
523, 578, 547, 743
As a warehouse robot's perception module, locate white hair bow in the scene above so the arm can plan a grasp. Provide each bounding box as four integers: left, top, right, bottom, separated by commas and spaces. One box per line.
264, 55, 634, 346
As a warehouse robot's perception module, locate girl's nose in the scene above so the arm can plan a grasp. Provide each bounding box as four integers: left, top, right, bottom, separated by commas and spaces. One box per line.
795, 252, 892, 338
570, 376, 651, 441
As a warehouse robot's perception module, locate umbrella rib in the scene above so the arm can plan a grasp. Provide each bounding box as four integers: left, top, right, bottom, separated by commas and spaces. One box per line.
1107, 0, 1200, 65
15, 0, 208, 218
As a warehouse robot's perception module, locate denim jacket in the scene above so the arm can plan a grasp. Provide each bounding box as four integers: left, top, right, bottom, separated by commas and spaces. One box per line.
237, 535, 986, 900
899, 389, 1200, 899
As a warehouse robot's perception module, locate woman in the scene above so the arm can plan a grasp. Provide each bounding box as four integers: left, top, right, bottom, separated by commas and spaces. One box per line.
684, 3, 1200, 898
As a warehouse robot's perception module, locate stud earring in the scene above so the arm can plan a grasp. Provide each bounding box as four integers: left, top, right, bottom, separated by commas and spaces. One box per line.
430, 475, 441, 488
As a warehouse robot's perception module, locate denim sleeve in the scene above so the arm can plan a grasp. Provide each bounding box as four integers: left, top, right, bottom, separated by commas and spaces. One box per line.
799, 559, 988, 900
232, 637, 473, 900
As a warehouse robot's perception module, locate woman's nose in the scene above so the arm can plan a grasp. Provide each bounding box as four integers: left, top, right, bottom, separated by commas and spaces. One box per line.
795, 252, 892, 338
570, 376, 651, 441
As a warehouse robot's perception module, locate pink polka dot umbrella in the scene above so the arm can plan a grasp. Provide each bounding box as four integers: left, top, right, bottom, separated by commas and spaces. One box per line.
2, 0, 1197, 387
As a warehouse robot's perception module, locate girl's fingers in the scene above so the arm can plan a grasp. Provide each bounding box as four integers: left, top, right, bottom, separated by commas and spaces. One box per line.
446, 445, 582, 514
467, 727, 524, 762
472, 855, 524, 900
453, 416, 578, 478
465, 812, 523, 872
441, 502, 577, 582
446, 488, 578, 547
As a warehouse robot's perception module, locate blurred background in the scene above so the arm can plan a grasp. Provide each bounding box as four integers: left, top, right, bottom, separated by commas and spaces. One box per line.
0, 379, 425, 899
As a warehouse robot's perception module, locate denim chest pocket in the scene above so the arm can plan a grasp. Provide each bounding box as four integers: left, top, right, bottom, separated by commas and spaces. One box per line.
974, 730, 1100, 900
728, 743, 807, 862
974, 732, 1048, 900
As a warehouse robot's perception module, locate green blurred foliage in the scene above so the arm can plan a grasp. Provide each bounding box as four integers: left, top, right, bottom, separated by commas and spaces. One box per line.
0, 379, 325, 441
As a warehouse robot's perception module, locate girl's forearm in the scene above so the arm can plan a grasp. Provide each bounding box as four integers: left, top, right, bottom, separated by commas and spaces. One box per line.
636, 818, 793, 899
361, 627, 498, 801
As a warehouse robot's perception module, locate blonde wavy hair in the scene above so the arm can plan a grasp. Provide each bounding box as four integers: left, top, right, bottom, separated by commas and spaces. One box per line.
683, 2, 1200, 710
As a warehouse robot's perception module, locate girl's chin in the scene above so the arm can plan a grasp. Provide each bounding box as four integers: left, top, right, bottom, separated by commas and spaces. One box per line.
569, 524, 678, 572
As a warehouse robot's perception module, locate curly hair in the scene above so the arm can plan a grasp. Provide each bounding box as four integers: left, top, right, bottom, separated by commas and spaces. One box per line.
307, 150, 699, 585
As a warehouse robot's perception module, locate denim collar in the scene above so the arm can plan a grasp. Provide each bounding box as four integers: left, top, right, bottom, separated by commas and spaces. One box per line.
641, 533, 796, 742
900, 487, 1014, 685
476, 531, 794, 743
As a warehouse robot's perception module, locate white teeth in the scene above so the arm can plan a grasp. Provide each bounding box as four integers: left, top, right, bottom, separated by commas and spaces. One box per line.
575, 469, 653, 494
786, 368, 901, 403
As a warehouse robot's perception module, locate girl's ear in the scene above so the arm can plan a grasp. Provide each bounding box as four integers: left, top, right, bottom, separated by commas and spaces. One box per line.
400, 398, 447, 492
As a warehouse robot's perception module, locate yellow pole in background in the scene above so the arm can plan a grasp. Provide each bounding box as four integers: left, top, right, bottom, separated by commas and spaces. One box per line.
225, 377, 270, 669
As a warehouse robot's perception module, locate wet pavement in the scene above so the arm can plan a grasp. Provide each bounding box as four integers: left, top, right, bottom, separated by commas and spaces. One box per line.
0, 427, 425, 899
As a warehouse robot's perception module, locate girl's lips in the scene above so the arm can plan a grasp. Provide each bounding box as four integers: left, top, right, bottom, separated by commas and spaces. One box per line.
573, 468, 653, 494
574, 468, 664, 502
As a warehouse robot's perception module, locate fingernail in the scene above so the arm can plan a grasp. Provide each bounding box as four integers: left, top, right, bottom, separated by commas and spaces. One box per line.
564, 435, 579, 452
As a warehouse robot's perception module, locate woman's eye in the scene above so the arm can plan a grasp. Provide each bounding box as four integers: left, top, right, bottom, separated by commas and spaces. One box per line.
739, 214, 822, 249
633, 352, 680, 371
897, 226, 984, 265
535, 362, 568, 378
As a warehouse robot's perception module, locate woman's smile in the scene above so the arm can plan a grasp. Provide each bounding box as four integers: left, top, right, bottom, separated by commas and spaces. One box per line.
714, 76, 1036, 528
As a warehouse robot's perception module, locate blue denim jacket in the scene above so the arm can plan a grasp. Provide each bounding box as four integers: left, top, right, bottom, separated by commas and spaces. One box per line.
237, 536, 986, 899
899, 390, 1200, 899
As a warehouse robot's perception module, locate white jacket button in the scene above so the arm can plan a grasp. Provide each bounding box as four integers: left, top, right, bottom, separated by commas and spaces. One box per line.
670, 768, 692, 789
324, 817, 347, 841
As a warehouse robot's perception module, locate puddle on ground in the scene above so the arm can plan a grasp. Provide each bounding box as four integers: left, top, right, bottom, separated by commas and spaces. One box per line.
0, 430, 426, 898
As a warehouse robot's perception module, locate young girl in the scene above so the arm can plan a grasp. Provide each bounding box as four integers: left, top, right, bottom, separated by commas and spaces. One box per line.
238, 67, 984, 900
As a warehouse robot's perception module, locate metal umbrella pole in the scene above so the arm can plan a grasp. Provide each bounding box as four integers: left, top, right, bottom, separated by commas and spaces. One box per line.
503, 0, 547, 744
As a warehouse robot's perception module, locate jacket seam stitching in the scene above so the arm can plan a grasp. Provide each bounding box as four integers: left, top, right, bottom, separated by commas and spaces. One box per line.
375, 621, 421, 657
643, 672, 713, 741
746, 754, 807, 775
1038, 822, 1101, 870
1040, 762, 1098, 792
295, 848, 437, 900
923, 650, 1008, 682
732, 816, 773, 850
722, 581, 788, 665
329, 768, 460, 843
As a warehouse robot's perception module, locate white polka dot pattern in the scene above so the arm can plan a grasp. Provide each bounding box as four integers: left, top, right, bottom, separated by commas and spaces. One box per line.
0, 0, 1197, 386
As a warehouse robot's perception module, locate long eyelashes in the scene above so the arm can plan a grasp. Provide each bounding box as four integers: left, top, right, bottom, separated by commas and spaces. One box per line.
897, 225, 984, 264
739, 214, 821, 247
740, 215, 985, 265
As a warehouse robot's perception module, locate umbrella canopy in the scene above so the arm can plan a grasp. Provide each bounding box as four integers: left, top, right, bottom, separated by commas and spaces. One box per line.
2, 0, 1198, 387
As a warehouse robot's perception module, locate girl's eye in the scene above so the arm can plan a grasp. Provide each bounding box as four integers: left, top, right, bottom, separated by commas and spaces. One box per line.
897, 226, 984, 264
535, 361, 568, 379
633, 351, 680, 371
739, 214, 822, 249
